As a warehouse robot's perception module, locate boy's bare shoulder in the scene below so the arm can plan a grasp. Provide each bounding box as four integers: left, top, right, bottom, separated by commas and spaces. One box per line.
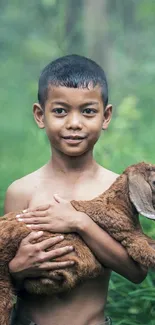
4, 167, 45, 213
98, 165, 119, 190
100, 166, 119, 179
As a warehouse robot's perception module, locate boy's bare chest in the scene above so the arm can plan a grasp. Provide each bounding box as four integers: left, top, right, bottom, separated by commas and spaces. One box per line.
28, 177, 111, 209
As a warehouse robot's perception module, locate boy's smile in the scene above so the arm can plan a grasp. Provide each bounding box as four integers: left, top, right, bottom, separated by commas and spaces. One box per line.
34, 85, 112, 157
61, 136, 87, 145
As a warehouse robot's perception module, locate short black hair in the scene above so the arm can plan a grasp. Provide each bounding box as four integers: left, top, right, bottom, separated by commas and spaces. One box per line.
38, 54, 108, 108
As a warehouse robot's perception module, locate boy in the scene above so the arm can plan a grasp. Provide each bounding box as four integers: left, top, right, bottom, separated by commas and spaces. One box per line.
4, 55, 147, 325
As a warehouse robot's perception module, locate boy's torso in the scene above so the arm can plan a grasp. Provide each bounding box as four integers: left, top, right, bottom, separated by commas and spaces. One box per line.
11, 163, 118, 325
23, 164, 118, 206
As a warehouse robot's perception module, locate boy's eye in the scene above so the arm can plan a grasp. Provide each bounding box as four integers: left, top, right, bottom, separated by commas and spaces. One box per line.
52, 108, 67, 115
82, 108, 97, 115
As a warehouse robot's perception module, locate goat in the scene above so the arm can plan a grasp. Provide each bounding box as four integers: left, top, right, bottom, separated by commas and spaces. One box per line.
0, 162, 155, 325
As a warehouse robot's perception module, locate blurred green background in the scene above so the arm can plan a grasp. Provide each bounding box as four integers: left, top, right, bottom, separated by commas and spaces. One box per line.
0, 1, 155, 324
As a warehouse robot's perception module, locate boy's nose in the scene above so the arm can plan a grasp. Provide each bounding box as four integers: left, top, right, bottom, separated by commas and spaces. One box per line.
66, 112, 82, 130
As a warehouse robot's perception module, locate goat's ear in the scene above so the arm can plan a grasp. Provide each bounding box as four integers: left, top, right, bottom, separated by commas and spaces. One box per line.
128, 172, 155, 220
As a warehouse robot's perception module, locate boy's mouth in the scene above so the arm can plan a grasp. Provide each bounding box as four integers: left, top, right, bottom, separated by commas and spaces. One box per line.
62, 135, 87, 144
62, 135, 86, 140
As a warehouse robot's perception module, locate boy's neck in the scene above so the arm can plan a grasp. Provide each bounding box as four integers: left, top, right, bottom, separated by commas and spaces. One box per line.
47, 149, 99, 178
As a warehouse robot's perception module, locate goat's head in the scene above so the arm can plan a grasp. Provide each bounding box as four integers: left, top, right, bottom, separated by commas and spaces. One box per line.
125, 162, 155, 220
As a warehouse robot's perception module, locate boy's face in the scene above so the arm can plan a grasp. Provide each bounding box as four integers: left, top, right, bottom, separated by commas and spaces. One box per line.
33, 85, 112, 157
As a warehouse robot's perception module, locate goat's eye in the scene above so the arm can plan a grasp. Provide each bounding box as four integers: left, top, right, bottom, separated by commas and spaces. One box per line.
152, 180, 155, 186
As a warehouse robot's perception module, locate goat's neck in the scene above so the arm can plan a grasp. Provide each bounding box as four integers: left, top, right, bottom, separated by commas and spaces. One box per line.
99, 173, 128, 200
71, 173, 138, 223
99, 173, 137, 215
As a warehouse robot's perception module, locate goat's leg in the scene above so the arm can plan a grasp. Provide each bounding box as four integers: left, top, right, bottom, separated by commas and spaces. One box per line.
71, 199, 134, 232
143, 235, 155, 249
71, 199, 106, 224
0, 218, 30, 325
71, 200, 155, 268
126, 236, 155, 268
0, 279, 14, 325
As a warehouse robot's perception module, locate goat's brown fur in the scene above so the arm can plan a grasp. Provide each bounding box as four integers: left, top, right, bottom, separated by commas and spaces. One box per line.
1, 162, 155, 325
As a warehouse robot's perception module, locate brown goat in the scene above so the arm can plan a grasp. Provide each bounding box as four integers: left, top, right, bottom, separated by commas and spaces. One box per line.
1, 162, 155, 325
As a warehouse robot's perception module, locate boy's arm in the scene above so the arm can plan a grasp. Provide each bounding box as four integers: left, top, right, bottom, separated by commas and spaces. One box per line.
4, 183, 75, 282
17, 197, 148, 284
75, 215, 148, 284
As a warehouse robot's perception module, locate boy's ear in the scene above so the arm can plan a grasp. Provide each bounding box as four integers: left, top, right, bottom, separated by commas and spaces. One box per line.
102, 104, 112, 130
33, 103, 45, 129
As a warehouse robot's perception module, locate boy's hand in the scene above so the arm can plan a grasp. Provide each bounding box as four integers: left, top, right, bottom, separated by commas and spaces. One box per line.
9, 231, 75, 283
16, 195, 88, 233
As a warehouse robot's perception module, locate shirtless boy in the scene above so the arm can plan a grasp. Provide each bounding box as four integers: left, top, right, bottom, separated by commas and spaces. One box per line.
4, 55, 147, 325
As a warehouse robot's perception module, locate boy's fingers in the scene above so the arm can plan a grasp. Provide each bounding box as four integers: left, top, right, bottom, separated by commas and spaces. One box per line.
36, 245, 74, 263
38, 235, 65, 250
53, 194, 67, 203
16, 211, 47, 219
21, 231, 44, 244
21, 204, 51, 214
26, 224, 52, 231
43, 246, 74, 260
35, 204, 51, 211
16, 216, 49, 224
53, 194, 61, 203
38, 260, 75, 270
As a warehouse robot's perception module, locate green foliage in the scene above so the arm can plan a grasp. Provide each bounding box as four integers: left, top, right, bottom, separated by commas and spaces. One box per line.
0, 1, 155, 324
107, 271, 155, 324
